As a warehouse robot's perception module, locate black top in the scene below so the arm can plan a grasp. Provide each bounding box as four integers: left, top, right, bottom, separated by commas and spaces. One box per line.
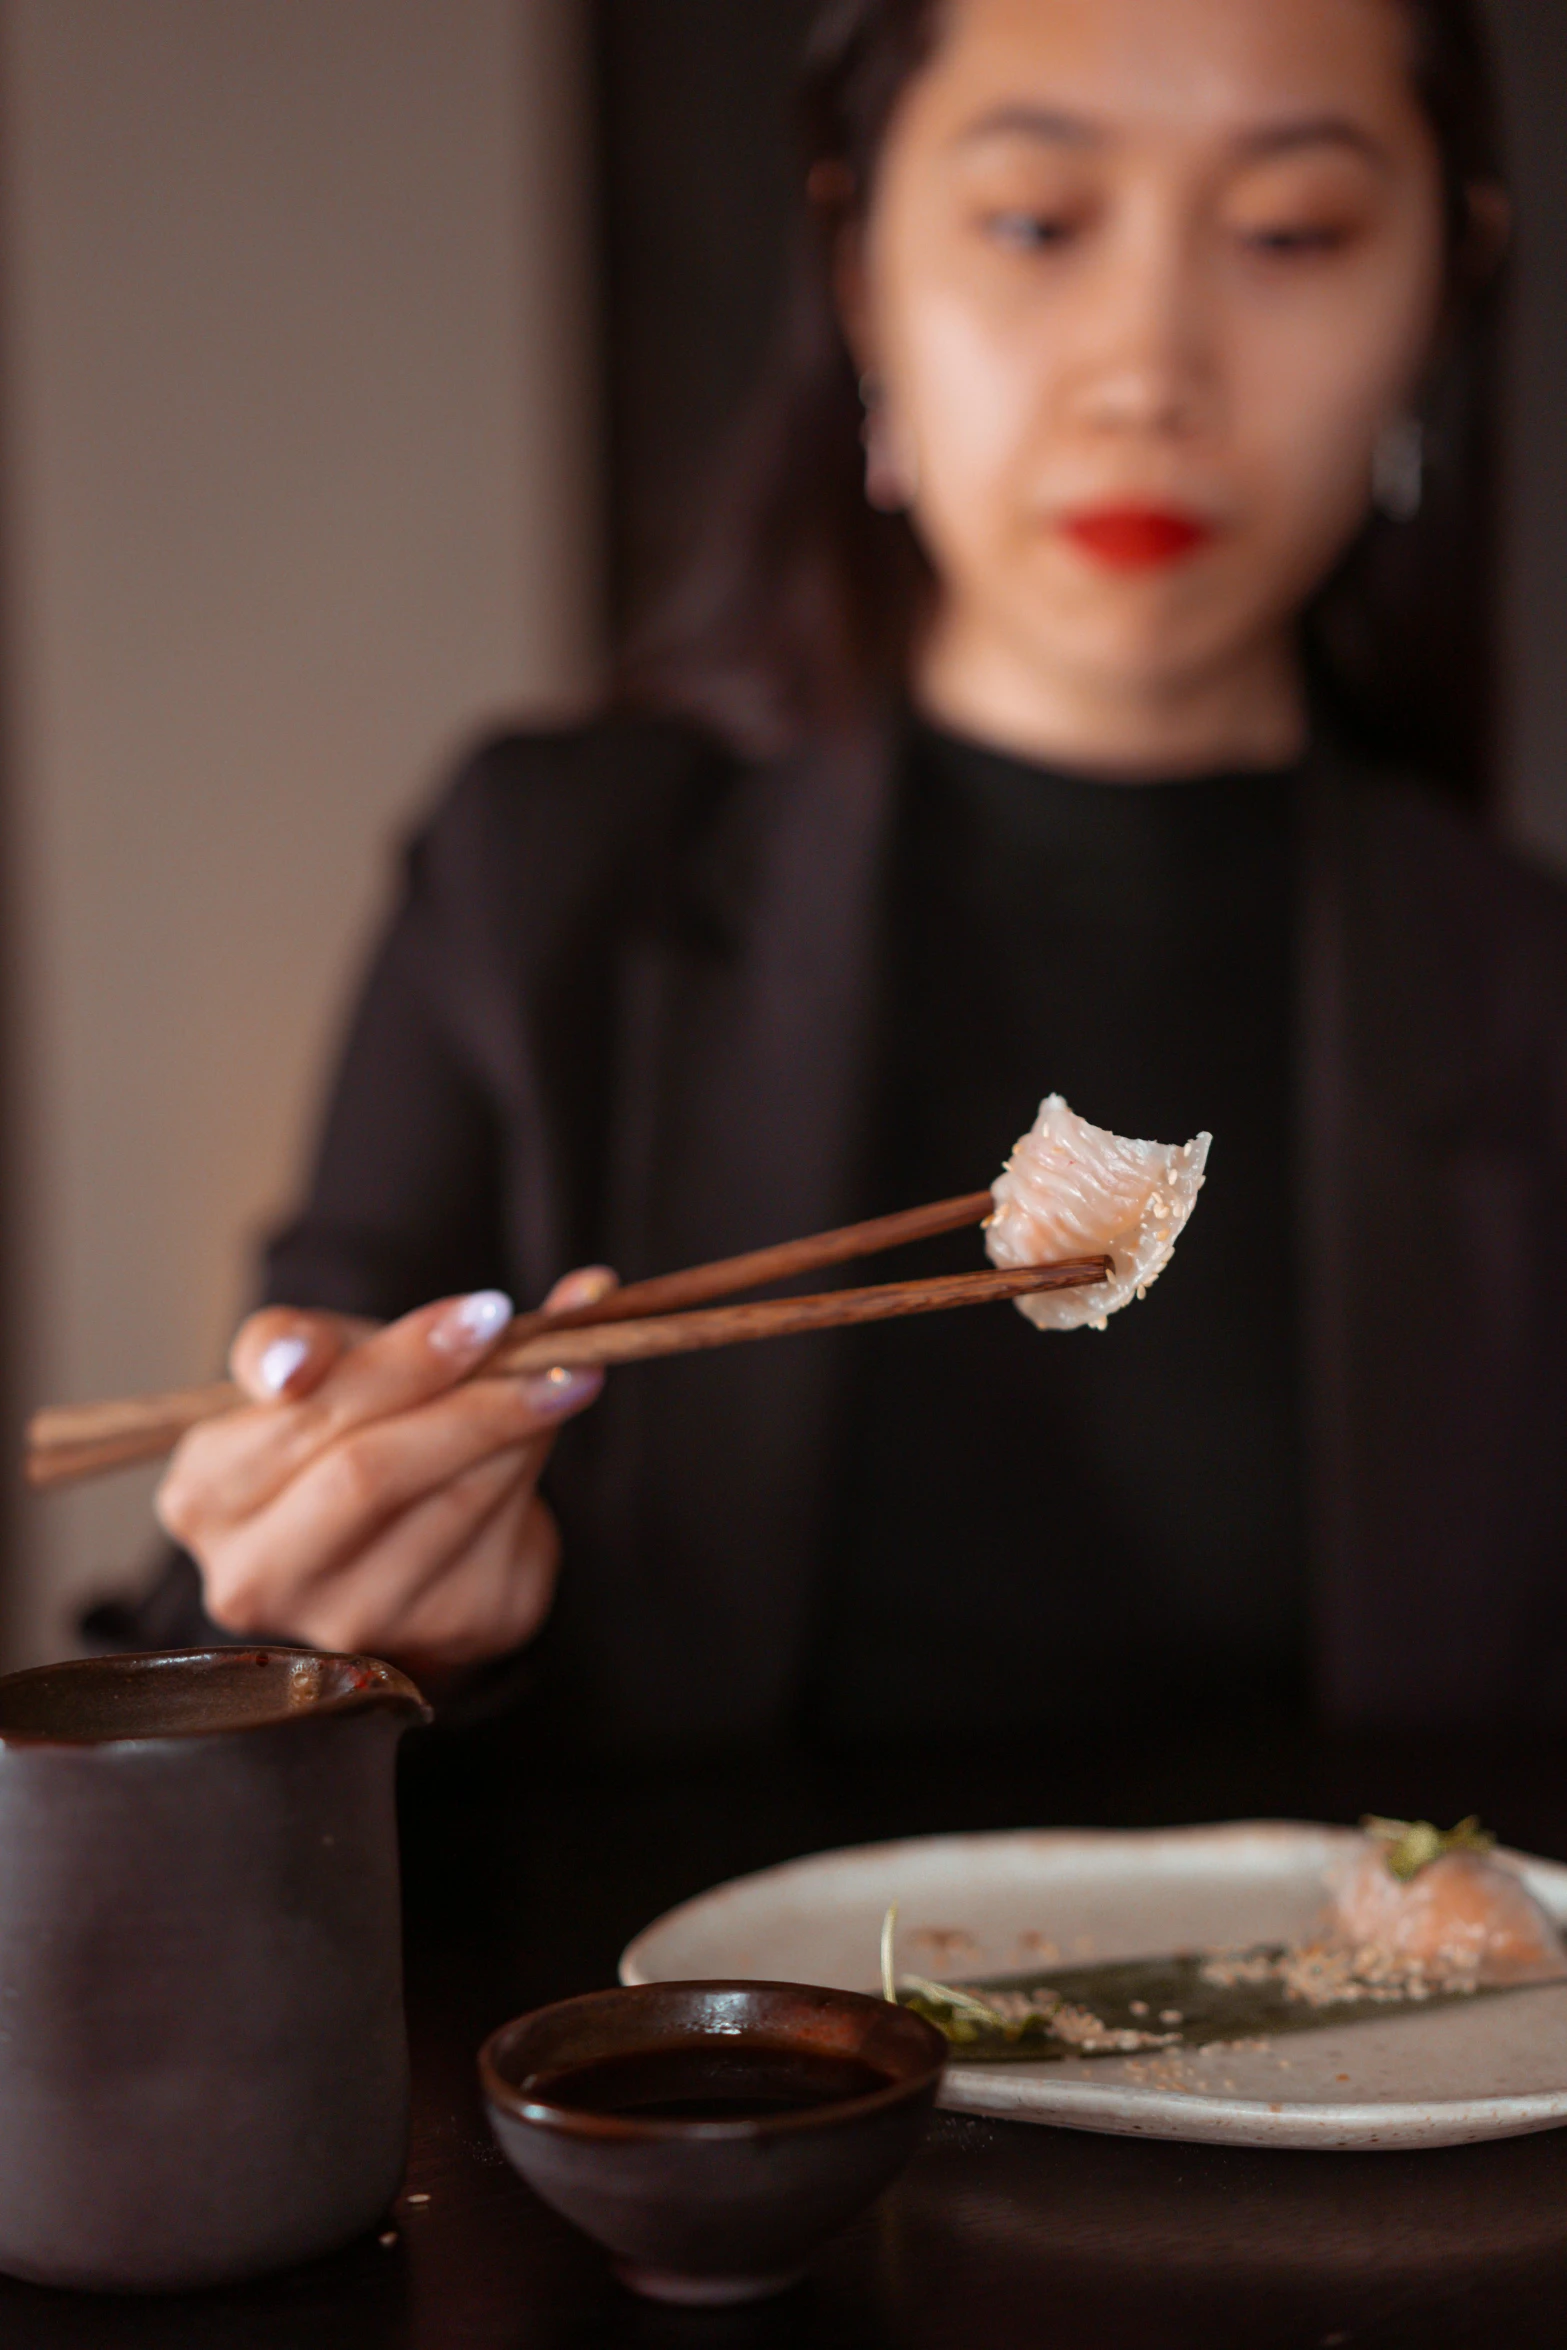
806, 721, 1306, 1742
96, 713, 1567, 1740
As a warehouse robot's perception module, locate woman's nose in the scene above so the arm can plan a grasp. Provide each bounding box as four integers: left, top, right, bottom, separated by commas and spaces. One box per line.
1063, 226, 1218, 441
1076, 352, 1209, 437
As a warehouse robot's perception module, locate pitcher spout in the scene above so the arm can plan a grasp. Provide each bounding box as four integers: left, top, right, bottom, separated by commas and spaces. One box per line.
288, 1651, 434, 1730
0, 1647, 433, 1745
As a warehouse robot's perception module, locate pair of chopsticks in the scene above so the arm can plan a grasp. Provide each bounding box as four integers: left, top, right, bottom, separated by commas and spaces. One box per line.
24, 1191, 1111, 1490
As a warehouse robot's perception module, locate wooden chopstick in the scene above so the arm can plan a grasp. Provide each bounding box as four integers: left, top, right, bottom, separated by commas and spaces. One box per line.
487, 1258, 1110, 1373
28, 1380, 247, 1489
481, 1187, 997, 1344
27, 1201, 1108, 1494
26, 1256, 1107, 1488
25, 1188, 996, 1490
25, 1253, 1110, 1491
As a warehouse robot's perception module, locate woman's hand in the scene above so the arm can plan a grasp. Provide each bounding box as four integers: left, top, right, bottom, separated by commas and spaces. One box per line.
156, 1270, 615, 1675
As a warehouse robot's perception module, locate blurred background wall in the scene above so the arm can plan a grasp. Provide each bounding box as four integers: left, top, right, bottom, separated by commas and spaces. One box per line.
0, 0, 1561, 1663
0, 0, 600, 1663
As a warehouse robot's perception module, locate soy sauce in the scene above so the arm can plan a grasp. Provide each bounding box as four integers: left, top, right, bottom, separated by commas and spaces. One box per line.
524, 2041, 895, 2123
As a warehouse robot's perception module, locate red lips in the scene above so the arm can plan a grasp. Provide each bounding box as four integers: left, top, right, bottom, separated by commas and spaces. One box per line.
1062, 506, 1215, 569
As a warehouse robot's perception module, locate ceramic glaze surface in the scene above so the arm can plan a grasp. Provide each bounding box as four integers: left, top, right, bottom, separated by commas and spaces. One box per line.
0, 1647, 429, 2291
622, 1822, 1567, 2149
481, 1981, 945, 2304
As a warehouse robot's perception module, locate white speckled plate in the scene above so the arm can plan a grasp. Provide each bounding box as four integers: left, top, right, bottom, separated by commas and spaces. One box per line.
621, 1822, 1567, 2149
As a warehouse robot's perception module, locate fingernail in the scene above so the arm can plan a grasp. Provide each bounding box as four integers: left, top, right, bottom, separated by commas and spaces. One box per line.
521, 1366, 604, 1415
550, 1265, 618, 1311
430, 1289, 514, 1358
258, 1335, 311, 1396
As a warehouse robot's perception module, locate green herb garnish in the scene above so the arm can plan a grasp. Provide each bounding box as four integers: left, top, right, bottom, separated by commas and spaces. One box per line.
1362, 1815, 1494, 1882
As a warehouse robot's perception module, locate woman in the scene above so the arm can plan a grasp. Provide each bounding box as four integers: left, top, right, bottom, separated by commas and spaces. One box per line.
127, 0, 1566, 1744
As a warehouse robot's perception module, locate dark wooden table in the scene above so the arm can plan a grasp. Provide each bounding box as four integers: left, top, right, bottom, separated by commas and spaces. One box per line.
6, 1725, 1567, 2347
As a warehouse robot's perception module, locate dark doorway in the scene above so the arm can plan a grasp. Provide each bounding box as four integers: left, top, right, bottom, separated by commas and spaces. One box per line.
593, 0, 816, 627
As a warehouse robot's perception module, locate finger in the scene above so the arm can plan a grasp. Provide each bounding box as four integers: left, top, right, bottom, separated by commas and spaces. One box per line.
374, 1482, 561, 1670
211, 1436, 545, 1653
229, 1308, 376, 1403
161, 1325, 601, 1549
299, 1289, 521, 1439
543, 1264, 619, 1313
357, 1434, 551, 1634
231, 1269, 613, 1418
190, 1367, 587, 1606
206, 1287, 521, 1514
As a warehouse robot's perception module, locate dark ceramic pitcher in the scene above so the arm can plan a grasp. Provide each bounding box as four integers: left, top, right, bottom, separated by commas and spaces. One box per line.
0, 1645, 429, 2292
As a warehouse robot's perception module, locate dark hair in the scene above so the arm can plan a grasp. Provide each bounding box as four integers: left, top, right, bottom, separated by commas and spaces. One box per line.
619, 0, 1509, 807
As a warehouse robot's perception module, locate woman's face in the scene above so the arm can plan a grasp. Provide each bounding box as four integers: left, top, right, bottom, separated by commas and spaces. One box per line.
853, 0, 1449, 749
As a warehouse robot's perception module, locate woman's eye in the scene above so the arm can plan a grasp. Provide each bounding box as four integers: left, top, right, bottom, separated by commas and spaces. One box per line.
982, 209, 1076, 253
1239, 222, 1355, 258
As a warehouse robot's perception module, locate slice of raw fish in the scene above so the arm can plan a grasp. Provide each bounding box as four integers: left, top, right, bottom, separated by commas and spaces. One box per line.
985, 1094, 1211, 1331
1325, 1842, 1564, 1986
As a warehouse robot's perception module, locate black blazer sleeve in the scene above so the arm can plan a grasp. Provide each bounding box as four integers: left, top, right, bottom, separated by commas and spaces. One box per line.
260, 769, 517, 1320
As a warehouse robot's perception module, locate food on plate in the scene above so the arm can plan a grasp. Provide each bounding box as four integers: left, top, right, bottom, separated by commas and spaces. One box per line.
985, 1095, 1211, 1331
1317, 1816, 1564, 1990
880, 1820, 1565, 2062
1204, 1817, 1567, 2009
880, 1906, 1179, 2055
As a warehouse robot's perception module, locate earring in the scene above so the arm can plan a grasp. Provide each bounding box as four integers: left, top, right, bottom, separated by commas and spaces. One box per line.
859, 372, 916, 513
1373, 414, 1424, 523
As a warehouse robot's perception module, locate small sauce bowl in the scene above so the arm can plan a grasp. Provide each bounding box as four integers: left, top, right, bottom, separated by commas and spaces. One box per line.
479, 1980, 947, 2305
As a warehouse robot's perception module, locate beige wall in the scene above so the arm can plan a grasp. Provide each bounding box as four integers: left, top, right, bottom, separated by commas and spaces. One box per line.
0, 0, 600, 1664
